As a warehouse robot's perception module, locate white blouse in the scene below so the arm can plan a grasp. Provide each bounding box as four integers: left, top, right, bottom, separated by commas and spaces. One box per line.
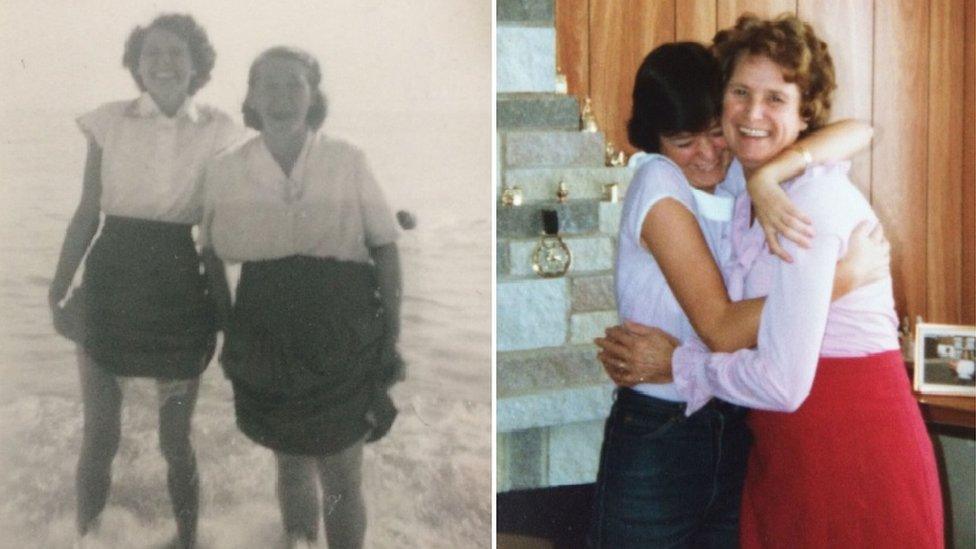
615, 154, 745, 401
76, 93, 242, 224
201, 131, 399, 264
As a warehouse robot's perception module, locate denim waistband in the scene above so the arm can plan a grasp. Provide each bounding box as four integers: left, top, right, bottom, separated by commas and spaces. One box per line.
615, 387, 746, 418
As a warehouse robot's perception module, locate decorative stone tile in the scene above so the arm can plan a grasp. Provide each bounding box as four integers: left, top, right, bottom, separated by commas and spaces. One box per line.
496, 200, 599, 239
599, 201, 622, 235
503, 131, 604, 168
497, 239, 511, 276
503, 166, 634, 201
548, 420, 605, 486
497, 27, 556, 93
497, 428, 549, 492
497, 0, 554, 25
497, 383, 614, 432
497, 344, 607, 398
506, 235, 613, 277
496, 277, 569, 351
571, 274, 616, 312
570, 310, 619, 344
498, 93, 579, 131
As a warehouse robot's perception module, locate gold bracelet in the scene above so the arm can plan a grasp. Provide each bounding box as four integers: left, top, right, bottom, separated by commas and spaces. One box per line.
792, 144, 813, 168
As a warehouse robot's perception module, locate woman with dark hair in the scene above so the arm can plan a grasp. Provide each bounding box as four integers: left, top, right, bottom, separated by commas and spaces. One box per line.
47, 13, 240, 549
587, 41, 887, 548
201, 46, 402, 549
599, 15, 942, 548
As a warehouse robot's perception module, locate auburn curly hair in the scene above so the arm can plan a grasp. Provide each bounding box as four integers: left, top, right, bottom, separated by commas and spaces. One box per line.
712, 13, 836, 135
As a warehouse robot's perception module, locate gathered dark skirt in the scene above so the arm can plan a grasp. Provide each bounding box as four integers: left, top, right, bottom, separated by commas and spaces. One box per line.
222, 255, 386, 456
81, 215, 216, 379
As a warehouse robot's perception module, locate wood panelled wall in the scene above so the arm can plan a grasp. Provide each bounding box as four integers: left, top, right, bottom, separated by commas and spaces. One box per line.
556, 0, 976, 327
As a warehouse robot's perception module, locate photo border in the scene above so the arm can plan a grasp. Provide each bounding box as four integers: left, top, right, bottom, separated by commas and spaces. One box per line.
913, 323, 976, 397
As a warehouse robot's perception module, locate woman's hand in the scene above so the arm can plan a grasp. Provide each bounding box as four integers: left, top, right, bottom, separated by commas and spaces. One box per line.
832, 220, 890, 300
48, 290, 72, 339
595, 321, 679, 386
748, 169, 814, 262
49, 285, 83, 341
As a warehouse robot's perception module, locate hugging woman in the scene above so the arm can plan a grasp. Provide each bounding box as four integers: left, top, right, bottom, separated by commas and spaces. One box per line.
597, 14, 942, 549
588, 28, 889, 549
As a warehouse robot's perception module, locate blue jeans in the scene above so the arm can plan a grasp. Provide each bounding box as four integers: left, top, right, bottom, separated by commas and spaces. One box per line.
589, 388, 750, 549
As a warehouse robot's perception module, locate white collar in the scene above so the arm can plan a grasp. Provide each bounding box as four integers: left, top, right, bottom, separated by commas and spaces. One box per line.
690, 186, 734, 222
127, 92, 200, 122
248, 130, 317, 189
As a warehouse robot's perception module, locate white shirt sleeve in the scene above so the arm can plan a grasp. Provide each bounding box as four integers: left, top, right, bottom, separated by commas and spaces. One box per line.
624, 155, 698, 240
76, 102, 121, 147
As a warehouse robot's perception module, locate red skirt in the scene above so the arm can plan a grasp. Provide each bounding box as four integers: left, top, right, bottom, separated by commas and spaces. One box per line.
740, 350, 943, 549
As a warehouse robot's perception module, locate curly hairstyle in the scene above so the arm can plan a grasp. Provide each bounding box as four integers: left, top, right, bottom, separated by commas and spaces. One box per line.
122, 13, 216, 96
627, 42, 724, 153
242, 46, 328, 131
712, 13, 836, 135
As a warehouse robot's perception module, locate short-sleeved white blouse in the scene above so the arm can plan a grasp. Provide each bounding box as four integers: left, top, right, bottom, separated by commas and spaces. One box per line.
201, 131, 399, 264
616, 154, 745, 401
76, 93, 242, 224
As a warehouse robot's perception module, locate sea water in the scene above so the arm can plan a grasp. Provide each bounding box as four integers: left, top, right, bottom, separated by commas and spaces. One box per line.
0, 107, 491, 548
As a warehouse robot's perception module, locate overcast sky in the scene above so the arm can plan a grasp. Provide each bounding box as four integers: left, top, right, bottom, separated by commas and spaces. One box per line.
1, 0, 492, 218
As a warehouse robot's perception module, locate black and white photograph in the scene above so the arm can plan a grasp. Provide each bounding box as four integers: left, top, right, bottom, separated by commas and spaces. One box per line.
915, 323, 976, 397
0, 1, 491, 547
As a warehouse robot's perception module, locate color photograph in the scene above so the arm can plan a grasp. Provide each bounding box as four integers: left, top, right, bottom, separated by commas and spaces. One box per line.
494, 1, 975, 548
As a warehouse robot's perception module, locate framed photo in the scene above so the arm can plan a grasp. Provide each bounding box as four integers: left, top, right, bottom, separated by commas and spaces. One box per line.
913, 323, 976, 397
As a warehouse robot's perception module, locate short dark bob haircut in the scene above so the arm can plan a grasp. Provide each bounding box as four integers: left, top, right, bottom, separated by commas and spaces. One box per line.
242, 46, 328, 131
122, 13, 216, 96
627, 42, 723, 153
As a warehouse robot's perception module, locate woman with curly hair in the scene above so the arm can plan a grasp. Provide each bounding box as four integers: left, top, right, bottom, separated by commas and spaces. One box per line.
588, 39, 887, 549
48, 13, 240, 548
600, 14, 943, 548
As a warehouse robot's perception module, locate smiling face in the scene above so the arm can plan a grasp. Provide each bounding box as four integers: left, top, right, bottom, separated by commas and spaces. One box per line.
659, 122, 731, 192
247, 56, 313, 138
136, 28, 195, 113
721, 53, 808, 174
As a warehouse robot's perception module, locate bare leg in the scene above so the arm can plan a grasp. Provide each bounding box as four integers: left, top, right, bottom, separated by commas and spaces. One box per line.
76, 349, 123, 536
157, 377, 201, 549
275, 452, 320, 544
316, 440, 366, 549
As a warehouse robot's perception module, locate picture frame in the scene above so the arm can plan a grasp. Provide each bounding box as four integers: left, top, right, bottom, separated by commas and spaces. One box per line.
913, 323, 976, 397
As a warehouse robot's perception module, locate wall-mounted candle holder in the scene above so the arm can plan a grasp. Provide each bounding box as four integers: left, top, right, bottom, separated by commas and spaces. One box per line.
501, 185, 523, 207
581, 97, 598, 132
603, 141, 628, 167
556, 181, 569, 203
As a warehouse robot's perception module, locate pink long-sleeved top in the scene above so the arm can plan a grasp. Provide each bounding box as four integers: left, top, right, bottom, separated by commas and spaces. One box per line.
672, 162, 900, 415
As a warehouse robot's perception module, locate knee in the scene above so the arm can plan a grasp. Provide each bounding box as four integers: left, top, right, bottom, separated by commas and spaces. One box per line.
319, 466, 363, 502
81, 417, 121, 465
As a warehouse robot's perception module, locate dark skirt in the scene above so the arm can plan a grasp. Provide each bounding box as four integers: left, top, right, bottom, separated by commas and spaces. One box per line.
740, 351, 943, 549
222, 255, 386, 456
82, 215, 216, 379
